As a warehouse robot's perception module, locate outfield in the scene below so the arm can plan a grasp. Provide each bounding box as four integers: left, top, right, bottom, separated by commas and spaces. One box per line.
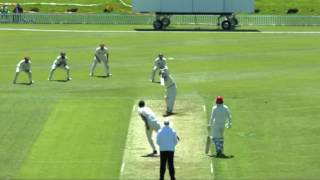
0, 24, 320, 180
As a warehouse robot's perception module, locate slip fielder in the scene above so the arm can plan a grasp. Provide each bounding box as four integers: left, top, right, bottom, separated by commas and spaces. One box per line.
48, 52, 71, 81
13, 57, 34, 84
90, 44, 111, 77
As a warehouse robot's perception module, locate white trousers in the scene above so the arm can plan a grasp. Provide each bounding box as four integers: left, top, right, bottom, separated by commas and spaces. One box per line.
14, 69, 32, 83
145, 120, 161, 151
90, 59, 110, 75
165, 85, 176, 113
49, 65, 70, 80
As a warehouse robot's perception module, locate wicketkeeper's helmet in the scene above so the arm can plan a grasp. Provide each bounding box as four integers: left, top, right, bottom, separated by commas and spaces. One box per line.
216, 96, 223, 104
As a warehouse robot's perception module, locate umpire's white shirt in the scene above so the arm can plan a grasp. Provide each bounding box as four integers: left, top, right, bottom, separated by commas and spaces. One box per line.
210, 104, 232, 128
157, 126, 178, 151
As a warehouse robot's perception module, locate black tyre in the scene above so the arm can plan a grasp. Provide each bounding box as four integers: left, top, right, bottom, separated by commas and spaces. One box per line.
221, 20, 232, 31
161, 17, 171, 27
153, 20, 163, 30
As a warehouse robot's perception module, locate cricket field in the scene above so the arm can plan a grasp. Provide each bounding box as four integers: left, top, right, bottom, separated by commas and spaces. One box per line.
0, 24, 320, 180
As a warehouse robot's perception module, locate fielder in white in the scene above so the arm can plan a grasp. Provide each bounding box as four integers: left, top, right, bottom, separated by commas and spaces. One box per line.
48, 52, 71, 81
161, 68, 176, 117
138, 100, 161, 155
13, 57, 34, 84
89, 44, 111, 77
208, 96, 232, 158
151, 53, 167, 83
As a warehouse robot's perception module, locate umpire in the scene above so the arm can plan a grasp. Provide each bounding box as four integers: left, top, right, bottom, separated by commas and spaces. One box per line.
157, 119, 178, 180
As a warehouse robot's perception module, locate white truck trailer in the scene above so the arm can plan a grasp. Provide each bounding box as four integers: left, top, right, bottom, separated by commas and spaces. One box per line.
133, 0, 255, 30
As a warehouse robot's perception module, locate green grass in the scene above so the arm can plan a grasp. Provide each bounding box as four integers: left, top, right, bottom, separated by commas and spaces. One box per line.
0, 24, 320, 179
1, 0, 320, 14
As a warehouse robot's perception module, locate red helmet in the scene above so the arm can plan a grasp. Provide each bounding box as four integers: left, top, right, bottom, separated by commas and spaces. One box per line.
216, 96, 223, 104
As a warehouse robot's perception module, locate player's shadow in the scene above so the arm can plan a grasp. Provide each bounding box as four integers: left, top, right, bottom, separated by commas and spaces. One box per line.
141, 154, 159, 158
135, 28, 260, 32
95, 75, 109, 78
15, 82, 32, 86
51, 80, 69, 82
208, 154, 235, 159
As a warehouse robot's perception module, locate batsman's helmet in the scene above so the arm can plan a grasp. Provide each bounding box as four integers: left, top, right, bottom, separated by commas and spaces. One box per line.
60, 52, 66, 56
216, 96, 223, 104
158, 53, 164, 58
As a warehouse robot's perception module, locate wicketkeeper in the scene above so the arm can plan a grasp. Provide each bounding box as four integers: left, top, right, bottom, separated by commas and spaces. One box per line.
151, 53, 167, 83
207, 96, 232, 158
90, 44, 111, 77
13, 57, 34, 84
161, 68, 176, 117
48, 52, 71, 81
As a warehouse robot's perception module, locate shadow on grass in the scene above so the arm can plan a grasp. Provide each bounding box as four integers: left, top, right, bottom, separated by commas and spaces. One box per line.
14, 82, 32, 86
51, 79, 69, 82
208, 154, 235, 159
94, 75, 110, 78
135, 28, 260, 32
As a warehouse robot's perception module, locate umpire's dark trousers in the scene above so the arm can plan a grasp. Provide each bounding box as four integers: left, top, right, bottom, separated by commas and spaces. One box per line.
160, 151, 175, 180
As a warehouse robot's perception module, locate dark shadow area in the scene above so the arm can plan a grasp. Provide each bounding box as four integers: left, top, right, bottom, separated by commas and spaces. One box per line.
163, 112, 177, 117
135, 28, 260, 32
141, 154, 159, 158
15, 82, 32, 86
151, 81, 161, 84
51, 80, 69, 82
95, 75, 109, 78
208, 154, 234, 159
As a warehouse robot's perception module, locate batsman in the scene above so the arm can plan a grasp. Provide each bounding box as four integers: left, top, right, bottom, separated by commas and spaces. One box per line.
207, 96, 232, 158
161, 68, 176, 117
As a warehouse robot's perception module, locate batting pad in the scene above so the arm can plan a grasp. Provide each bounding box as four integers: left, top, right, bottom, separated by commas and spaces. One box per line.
120, 100, 214, 180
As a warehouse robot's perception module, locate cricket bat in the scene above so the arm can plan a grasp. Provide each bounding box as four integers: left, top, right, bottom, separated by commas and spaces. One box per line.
205, 136, 211, 154
160, 77, 165, 86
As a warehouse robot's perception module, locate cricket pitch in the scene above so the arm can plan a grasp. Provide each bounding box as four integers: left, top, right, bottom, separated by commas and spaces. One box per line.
120, 100, 213, 179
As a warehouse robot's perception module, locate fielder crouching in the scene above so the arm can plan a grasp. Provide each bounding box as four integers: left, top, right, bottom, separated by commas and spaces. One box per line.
48, 52, 71, 81
13, 57, 34, 84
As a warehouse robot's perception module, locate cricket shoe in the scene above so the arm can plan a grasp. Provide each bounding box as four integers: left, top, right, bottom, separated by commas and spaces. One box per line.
106, 73, 112, 77
89, 73, 94, 76
67, 77, 72, 81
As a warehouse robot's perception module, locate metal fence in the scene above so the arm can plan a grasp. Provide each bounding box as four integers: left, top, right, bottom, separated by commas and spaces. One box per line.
1, 13, 320, 26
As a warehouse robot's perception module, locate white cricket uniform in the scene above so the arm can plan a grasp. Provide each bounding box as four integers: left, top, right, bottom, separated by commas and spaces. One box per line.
209, 104, 232, 140
90, 47, 111, 76
13, 60, 33, 83
151, 57, 167, 82
48, 56, 70, 80
162, 70, 176, 113
138, 106, 161, 151
16, 60, 31, 72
